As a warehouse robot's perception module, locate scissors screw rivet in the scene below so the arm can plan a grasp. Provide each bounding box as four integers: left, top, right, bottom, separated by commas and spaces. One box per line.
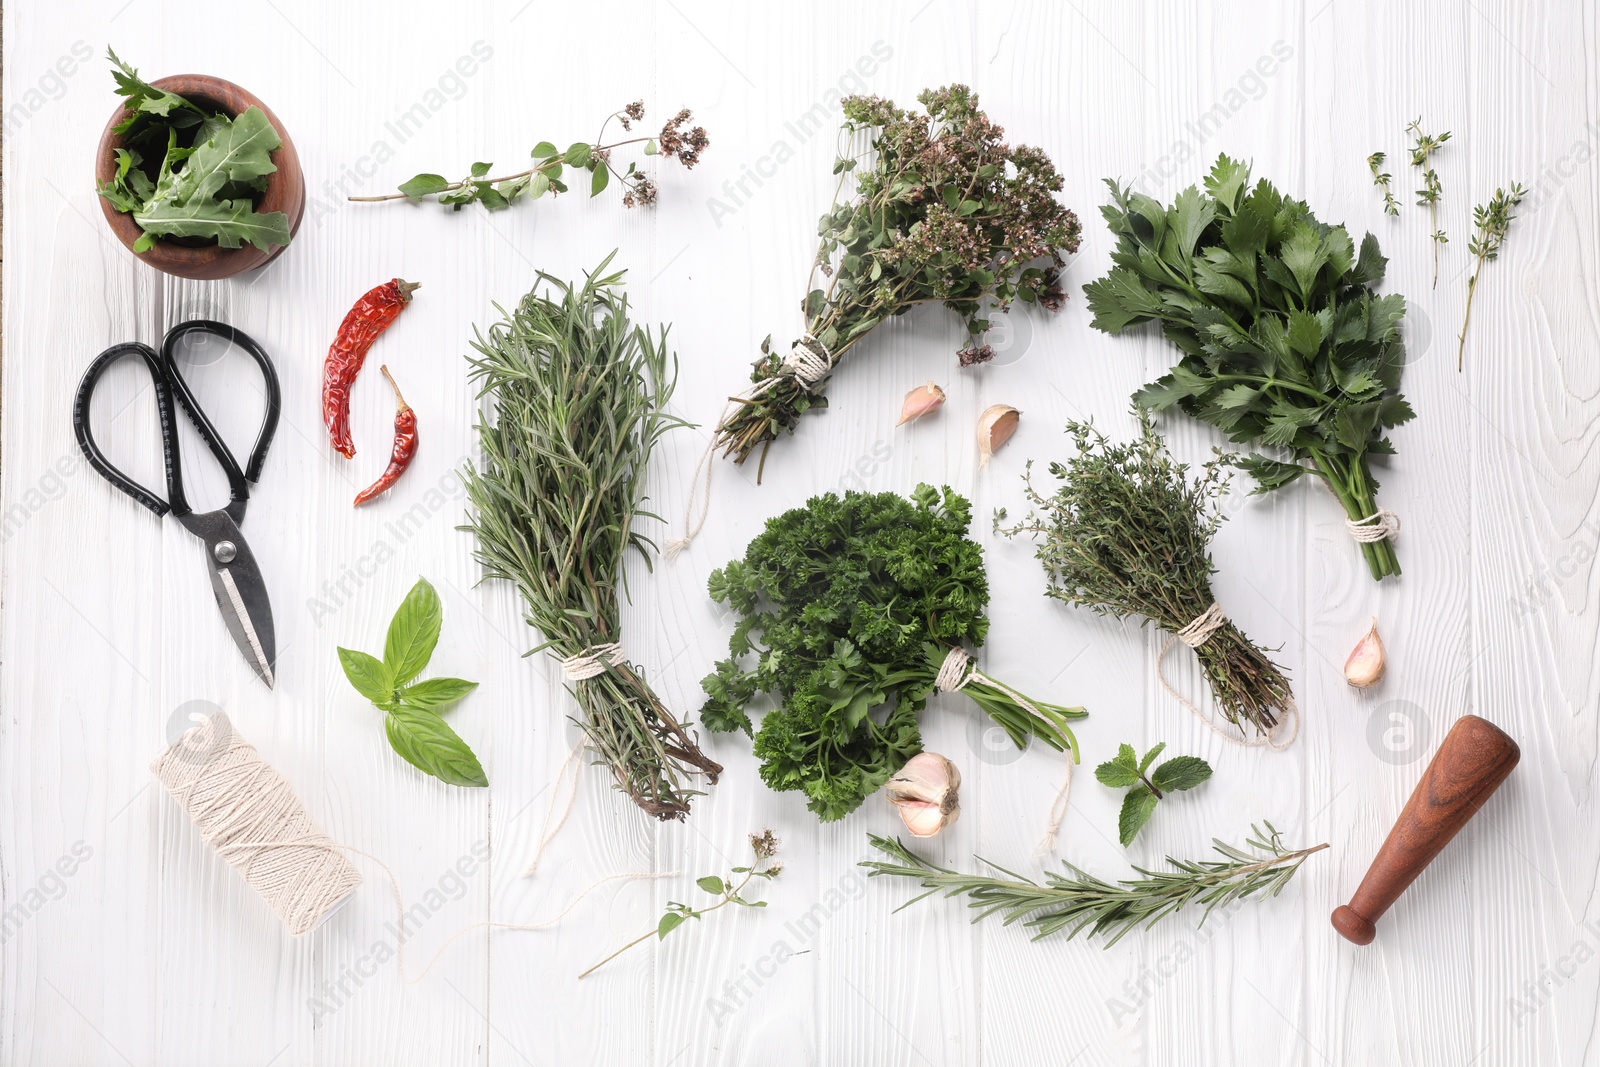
213, 541, 238, 564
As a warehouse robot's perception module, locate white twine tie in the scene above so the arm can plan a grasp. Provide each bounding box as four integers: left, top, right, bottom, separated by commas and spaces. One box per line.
523, 737, 588, 877
560, 643, 626, 681
1156, 602, 1299, 750
1345, 509, 1400, 544
936, 647, 1076, 852
666, 337, 833, 559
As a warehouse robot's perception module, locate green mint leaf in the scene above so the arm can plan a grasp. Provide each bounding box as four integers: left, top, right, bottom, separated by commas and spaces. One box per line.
590, 165, 609, 196
384, 704, 487, 787
1094, 760, 1140, 789
1151, 755, 1213, 793
657, 912, 686, 939
1137, 742, 1167, 775
531, 141, 559, 159
564, 142, 592, 168
338, 647, 394, 705
384, 577, 443, 685
470, 161, 492, 178
1114, 742, 1138, 768
400, 677, 479, 713
399, 173, 450, 199
696, 875, 725, 895
1118, 787, 1160, 847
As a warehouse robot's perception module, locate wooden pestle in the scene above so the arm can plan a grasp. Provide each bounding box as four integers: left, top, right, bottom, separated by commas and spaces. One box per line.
1332, 714, 1520, 945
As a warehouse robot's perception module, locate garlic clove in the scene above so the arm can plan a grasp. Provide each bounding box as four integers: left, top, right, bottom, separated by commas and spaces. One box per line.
1344, 617, 1386, 688
886, 752, 962, 837
977, 404, 1021, 468
897, 381, 947, 426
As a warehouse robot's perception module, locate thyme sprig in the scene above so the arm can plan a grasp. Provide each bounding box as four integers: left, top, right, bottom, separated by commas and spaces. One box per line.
861, 822, 1327, 947
1457, 183, 1526, 371
459, 254, 721, 820
996, 414, 1295, 735
1405, 118, 1451, 287
1367, 151, 1399, 216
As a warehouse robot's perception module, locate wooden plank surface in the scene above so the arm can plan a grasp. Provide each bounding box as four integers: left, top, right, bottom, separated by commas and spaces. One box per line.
3, 0, 1594, 1063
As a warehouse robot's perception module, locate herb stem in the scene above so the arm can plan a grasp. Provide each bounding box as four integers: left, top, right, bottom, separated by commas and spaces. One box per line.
348, 137, 654, 201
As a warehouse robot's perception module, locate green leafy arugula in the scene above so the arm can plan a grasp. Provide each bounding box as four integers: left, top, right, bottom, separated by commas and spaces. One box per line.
1083, 154, 1414, 581
338, 577, 485, 788
98, 49, 290, 254
700, 485, 1084, 822
1094, 742, 1212, 846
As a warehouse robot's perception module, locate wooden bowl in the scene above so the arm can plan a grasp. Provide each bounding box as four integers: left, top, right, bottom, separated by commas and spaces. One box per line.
95, 74, 304, 280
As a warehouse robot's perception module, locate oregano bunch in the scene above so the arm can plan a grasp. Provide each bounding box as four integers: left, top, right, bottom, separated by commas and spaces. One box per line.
337, 577, 485, 787
352, 101, 707, 212
1094, 742, 1212, 846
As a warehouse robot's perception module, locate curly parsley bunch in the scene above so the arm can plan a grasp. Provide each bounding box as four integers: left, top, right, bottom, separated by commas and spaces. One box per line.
701, 485, 1085, 821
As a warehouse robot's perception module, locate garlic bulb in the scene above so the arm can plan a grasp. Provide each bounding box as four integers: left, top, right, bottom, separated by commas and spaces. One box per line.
1344, 618, 1386, 688
897, 381, 946, 425
977, 404, 1020, 468
885, 752, 962, 837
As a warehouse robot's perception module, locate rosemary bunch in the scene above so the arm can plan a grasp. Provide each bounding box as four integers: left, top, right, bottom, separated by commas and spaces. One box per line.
713, 85, 1081, 476
460, 254, 721, 820
861, 823, 1327, 947
997, 414, 1294, 735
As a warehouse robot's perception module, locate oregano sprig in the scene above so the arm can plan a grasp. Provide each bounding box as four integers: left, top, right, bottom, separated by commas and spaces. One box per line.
1405, 118, 1451, 287
580, 830, 781, 978
1367, 151, 1399, 217
1457, 183, 1526, 371
351, 101, 706, 212
337, 577, 486, 787
1094, 742, 1213, 846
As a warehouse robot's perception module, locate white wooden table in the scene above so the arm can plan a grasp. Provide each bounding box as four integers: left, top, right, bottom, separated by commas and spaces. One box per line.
5, 1, 1594, 1062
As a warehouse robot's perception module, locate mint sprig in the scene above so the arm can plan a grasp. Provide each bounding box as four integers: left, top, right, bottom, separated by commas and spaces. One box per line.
1094, 742, 1212, 846
337, 577, 486, 788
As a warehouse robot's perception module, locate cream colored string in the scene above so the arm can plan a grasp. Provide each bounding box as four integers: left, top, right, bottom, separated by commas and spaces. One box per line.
935, 647, 1074, 852
666, 337, 834, 558
155, 712, 673, 982
522, 737, 588, 878
1155, 602, 1299, 750
1345, 509, 1400, 544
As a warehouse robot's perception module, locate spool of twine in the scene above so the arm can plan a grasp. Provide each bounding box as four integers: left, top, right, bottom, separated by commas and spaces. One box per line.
151, 712, 362, 936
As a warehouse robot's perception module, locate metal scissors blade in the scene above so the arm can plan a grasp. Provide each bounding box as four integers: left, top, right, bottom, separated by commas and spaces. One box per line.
182, 510, 277, 688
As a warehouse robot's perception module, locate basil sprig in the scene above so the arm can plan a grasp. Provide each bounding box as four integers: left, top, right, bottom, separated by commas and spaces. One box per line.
337, 577, 486, 787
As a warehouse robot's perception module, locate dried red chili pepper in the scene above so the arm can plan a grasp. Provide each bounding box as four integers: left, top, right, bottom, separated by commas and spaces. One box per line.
324, 278, 420, 458
354, 366, 418, 507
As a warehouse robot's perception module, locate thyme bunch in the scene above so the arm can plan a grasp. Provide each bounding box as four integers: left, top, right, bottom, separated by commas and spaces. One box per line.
996, 414, 1294, 735
1405, 118, 1451, 287
459, 254, 721, 820
861, 823, 1327, 947
713, 85, 1081, 475
1457, 183, 1526, 371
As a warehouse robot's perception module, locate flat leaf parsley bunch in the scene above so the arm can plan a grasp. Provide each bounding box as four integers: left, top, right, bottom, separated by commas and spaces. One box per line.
714, 85, 1082, 474
700, 484, 1085, 821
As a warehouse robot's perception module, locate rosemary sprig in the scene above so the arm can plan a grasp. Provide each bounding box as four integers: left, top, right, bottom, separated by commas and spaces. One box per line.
1457, 183, 1526, 372
459, 254, 722, 820
1405, 118, 1451, 287
861, 823, 1328, 947
1367, 151, 1399, 216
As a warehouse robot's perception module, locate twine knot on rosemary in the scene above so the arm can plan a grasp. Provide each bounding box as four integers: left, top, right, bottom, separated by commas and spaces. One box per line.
1345, 509, 1400, 544
560, 643, 627, 681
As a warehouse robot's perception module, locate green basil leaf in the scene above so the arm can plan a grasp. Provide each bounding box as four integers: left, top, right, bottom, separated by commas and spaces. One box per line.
399, 173, 451, 199
338, 647, 393, 705
384, 704, 487, 787
384, 577, 443, 685
401, 677, 479, 713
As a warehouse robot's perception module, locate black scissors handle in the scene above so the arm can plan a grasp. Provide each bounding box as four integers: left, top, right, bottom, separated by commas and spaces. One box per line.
72, 321, 282, 522
72, 341, 188, 517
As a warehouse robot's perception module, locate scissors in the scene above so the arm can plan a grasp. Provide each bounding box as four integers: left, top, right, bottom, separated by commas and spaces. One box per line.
72, 321, 282, 688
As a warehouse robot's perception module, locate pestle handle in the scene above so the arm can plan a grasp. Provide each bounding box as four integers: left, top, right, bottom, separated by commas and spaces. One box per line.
1332, 714, 1519, 945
